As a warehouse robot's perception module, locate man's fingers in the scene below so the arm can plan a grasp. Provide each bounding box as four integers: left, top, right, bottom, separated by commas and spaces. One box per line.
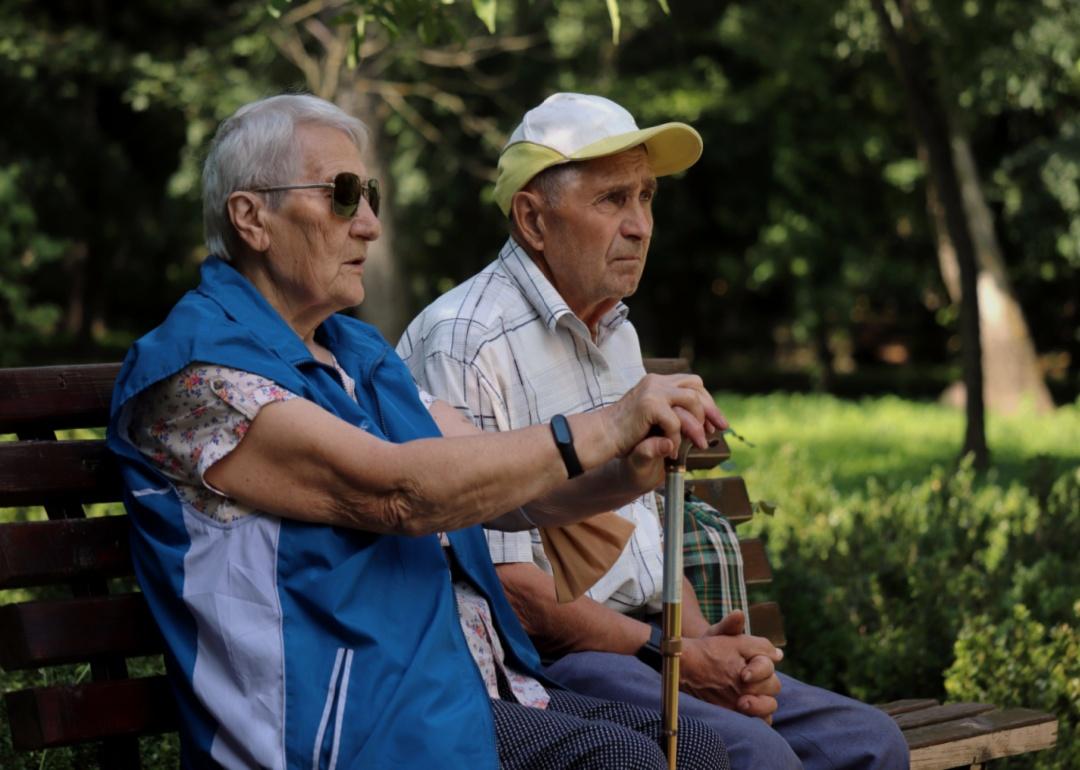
673, 405, 708, 449
737, 694, 778, 722
707, 610, 745, 638
736, 634, 783, 663
630, 436, 674, 462
738, 656, 781, 691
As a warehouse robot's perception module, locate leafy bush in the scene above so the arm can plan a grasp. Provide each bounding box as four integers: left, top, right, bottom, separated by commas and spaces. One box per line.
945, 603, 1080, 770
718, 394, 1080, 768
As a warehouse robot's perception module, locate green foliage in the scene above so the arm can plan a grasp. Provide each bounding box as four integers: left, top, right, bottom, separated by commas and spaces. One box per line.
946, 603, 1080, 770
0, 164, 67, 366
711, 392, 1079, 767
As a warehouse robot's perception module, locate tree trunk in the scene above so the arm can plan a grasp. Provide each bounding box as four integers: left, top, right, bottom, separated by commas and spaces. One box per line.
871, 0, 989, 468
333, 78, 409, 342
272, 6, 411, 343
931, 135, 1054, 414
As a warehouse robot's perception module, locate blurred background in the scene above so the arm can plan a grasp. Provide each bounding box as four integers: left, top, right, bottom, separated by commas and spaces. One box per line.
1, 0, 1077, 767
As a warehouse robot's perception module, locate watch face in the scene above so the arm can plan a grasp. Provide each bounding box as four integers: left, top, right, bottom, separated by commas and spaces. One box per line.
551, 414, 572, 444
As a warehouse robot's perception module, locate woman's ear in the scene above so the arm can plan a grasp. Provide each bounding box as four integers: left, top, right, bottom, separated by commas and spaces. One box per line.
227, 192, 270, 253
510, 189, 547, 253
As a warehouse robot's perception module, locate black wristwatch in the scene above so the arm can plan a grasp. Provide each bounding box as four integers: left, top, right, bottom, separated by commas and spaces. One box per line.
635, 624, 663, 672
549, 414, 584, 478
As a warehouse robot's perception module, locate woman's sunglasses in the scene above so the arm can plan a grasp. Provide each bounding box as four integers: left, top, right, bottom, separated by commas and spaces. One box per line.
252, 172, 380, 219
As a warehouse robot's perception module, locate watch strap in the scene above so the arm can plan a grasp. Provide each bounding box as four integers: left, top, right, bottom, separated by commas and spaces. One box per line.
549, 414, 584, 478
634, 624, 664, 672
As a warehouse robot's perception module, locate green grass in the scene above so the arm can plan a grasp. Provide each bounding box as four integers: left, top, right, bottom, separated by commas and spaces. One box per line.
713, 392, 1080, 496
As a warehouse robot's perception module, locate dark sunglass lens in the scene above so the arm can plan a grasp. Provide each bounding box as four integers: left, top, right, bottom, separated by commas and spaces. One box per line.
328, 171, 358, 215
366, 179, 381, 218
332, 172, 362, 218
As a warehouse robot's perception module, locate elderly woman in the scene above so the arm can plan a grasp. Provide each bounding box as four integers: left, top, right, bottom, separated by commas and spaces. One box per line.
106, 94, 729, 770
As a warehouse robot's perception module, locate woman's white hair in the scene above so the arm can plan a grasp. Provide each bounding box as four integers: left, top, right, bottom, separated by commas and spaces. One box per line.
202, 94, 369, 261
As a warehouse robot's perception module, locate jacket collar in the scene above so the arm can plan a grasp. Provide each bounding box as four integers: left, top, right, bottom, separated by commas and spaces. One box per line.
197, 256, 337, 367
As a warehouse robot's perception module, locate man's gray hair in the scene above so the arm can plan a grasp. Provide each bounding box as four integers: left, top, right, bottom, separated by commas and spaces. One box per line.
202, 94, 369, 261
526, 162, 581, 208
508, 162, 581, 240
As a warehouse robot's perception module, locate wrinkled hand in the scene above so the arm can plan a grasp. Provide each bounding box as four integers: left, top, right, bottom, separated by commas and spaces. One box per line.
604, 374, 727, 461
682, 610, 783, 724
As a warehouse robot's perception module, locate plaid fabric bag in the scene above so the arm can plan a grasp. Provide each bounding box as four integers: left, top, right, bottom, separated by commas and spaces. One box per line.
656, 491, 750, 629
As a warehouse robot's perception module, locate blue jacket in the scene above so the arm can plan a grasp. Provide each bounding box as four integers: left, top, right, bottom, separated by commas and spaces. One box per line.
107, 257, 545, 769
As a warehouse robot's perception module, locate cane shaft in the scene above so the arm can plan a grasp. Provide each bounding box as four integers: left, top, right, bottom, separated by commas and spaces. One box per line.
660, 453, 688, 770
661, 602, 683, 769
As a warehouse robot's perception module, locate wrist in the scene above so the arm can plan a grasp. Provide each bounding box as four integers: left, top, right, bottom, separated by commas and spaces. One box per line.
634, 624, 664, 672
549, 414, 584, 478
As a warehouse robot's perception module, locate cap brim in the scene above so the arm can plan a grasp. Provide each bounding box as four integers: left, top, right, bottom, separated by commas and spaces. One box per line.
570, 122, 702, 176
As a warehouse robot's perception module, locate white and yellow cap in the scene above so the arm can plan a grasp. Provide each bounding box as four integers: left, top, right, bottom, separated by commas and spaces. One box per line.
494, 92, 703, 216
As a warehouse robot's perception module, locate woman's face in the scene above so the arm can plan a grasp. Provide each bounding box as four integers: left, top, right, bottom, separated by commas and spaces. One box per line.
261, 123, 381, 321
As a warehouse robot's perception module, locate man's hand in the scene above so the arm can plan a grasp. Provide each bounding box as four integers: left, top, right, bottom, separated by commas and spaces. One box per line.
682, 610, 784, 724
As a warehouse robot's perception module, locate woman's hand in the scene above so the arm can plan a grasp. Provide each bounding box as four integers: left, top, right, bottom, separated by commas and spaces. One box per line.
602, 374, 727, 461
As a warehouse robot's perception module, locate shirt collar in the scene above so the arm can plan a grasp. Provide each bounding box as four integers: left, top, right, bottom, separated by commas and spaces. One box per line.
497, 237, 630, 345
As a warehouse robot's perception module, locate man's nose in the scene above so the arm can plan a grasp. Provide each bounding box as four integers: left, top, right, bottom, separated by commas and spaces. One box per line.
622, 201, 653, 240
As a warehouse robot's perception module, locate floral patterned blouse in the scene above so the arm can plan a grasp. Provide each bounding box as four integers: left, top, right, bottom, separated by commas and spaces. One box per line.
126, 360, 549, 709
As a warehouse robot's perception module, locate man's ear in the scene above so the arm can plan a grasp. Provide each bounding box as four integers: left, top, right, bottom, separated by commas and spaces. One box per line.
509, 189, 547, 253
227, 191, 271, 253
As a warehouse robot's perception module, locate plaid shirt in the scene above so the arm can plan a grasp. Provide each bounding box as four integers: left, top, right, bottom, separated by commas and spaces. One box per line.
398, 238, 747, 621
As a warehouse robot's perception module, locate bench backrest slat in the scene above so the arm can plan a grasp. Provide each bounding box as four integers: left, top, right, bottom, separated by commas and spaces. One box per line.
6, 676, 177, 752
0, 364, 119, 434
0, 517, 133, 588
0, 440, 122, 507
0, 594, 161, 670
685, 477, 753, 524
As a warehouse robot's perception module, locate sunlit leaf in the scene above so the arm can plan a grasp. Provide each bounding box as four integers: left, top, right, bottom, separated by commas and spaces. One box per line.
605, 0, 621, 44
473, 0, 496, 33
266, 0, 292, 20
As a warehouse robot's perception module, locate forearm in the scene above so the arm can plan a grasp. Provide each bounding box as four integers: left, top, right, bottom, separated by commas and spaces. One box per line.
518, 456, 658, 528
680, 578, 713, 638
496, 561, 651, 658
375, 411, 625, 535
210, 398, 623, 537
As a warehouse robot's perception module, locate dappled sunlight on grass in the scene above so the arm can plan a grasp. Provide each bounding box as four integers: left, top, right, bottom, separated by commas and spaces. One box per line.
712, 392, 1080, 497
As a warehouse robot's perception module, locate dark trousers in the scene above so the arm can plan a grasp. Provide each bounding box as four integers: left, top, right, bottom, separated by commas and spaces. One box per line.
491, 689, 730, 770
544, 654, 909, 770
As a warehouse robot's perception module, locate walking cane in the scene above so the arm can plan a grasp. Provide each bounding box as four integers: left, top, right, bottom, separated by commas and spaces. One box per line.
661, 437, 694, 770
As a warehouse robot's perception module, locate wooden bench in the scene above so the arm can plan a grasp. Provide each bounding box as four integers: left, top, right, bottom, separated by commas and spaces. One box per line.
0, 361, 1059, 768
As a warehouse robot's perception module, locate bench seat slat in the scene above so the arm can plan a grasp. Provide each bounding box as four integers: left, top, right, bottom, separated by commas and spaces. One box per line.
0, 516, 133, 588
906, 708, 1058, 768
876, 698, 940, 716
0, 440, 123, 507
0, 594, 162, 670
0, 363, 119, 434
893, 702, 996, 730
5, 676, 177, 750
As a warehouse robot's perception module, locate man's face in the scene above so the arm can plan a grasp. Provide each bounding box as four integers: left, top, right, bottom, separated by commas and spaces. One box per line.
263, 123, 381, 317
536, 147, 656, 330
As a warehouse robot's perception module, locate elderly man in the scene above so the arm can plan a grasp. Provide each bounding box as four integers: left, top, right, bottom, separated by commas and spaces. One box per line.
106, 93, 731, 770
398, 93, 909, 769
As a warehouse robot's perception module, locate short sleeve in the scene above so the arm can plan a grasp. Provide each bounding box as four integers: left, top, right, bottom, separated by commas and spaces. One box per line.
125, 363, 297, 521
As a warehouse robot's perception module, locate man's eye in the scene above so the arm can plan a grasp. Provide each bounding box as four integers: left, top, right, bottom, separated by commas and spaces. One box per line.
604, 192, 627, 205
641, 190, 654, 203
